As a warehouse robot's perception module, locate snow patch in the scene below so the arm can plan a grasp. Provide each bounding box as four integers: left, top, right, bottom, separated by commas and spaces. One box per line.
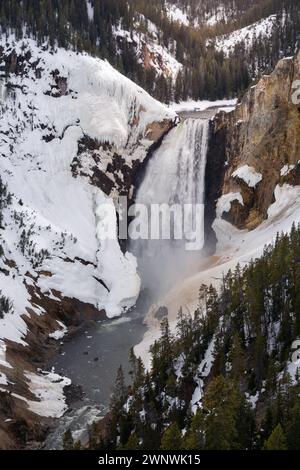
245, 391, 260, 409
280, 164, 296, 176
0, 371, 8, 386
191, 337, 216, 413
165, 3, 189, 26
25, 369, 71, 418
49, 321, 68, 341
267, 184, 300, 220
113, 23, 182, 82
0, 275, 32, 347
216, 192, 244, 218
232, 165, 262, 187
213, 15, 278, 56
86, 0, 94, 21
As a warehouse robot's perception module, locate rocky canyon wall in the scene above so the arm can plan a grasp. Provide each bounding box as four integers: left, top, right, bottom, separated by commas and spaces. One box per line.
206, 51, 300, 233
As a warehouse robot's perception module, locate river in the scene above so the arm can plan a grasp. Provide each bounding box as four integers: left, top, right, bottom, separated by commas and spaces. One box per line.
43, 306, 147, 449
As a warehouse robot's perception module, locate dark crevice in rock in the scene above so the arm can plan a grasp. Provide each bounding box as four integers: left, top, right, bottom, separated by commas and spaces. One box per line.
204, 117, 227, 254
93, 276, 110, 292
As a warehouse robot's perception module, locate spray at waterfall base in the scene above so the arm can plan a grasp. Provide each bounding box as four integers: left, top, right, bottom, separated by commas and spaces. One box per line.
97, 197, 206, 298
98, 197, 205, 251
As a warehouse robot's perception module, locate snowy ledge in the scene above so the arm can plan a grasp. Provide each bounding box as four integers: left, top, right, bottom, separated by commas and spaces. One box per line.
49, 321, 68, 340
216, 192, 244, 218
280, 163, 299, 177
232, 165, 262, 188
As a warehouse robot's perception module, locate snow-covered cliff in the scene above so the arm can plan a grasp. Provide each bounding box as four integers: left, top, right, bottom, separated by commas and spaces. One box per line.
0, 35, 175, 432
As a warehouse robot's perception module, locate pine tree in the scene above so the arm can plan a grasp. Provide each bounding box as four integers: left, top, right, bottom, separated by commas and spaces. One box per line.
122, 433, 140, 450
161, 422, 182, 450
110, 365, 127, 412
183, 410, 205, 450
230, 332, 246, 381
150, 317, 174, 392
63, 429, 74, 450
286, 403, 300, 450
176, 307, 193, 356
174, 70, 183, 103
129, 346, 137, 380
73, 440, 82, 450
203, 376, 243, 450
263, 424, 287, 450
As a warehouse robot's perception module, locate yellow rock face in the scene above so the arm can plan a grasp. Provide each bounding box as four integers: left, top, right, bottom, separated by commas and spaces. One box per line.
214, 51, 300, 230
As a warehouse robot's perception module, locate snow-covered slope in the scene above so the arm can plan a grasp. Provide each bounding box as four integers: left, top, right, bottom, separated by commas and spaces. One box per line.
204, 5, 231, 26
165, 1, 236, 28
0, 36, 175, 392
212, 14, 280, 56
165, 2, 190, 27
114, 18, 182, 83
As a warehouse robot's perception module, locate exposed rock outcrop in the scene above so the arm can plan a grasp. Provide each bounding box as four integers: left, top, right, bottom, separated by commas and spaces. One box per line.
208, 51, 300, 231
71, 119, 175, 201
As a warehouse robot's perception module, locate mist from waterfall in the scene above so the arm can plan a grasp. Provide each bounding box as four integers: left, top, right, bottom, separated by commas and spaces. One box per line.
130, 118, 209, 299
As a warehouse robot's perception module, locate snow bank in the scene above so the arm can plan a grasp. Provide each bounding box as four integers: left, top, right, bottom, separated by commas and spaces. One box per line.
25, 370, 71, 418
86, 0, 94, 21
216, 192, 244, 217
0, 35, 173, 326
232, 165, 262, 187
267, 184, 300, 219
144, 41, 183, 80
169, 99, 238, 113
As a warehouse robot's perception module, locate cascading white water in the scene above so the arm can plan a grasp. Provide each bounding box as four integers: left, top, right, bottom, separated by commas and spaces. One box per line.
131, 117, 209, 297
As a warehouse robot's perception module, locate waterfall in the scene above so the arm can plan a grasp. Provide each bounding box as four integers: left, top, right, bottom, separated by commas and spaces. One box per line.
130, 118, 209, 297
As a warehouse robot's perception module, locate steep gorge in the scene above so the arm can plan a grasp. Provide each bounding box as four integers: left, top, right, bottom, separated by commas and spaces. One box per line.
1, 35, 300, 450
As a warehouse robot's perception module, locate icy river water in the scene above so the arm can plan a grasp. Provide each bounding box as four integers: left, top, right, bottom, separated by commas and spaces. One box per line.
43, 308, 147, 449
